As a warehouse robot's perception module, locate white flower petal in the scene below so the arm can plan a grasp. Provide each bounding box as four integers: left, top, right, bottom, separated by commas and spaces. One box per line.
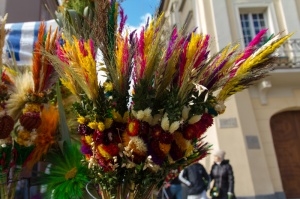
136, 110, 145, 120
161, 116, 170, 131
188, 115, 201, 124
169, 121, 180, 133
182, 106, 191, 121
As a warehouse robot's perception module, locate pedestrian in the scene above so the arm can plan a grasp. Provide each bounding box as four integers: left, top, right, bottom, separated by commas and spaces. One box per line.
157, 182, 173, 199
157, 169, 182, 199
169, 176, 183, 199
179, 161, 209, 199
209, 149, 235, 199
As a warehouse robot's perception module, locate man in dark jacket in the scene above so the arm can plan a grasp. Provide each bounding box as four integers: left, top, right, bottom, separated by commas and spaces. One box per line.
179, 161, 209, 199
209, 149, 235, 199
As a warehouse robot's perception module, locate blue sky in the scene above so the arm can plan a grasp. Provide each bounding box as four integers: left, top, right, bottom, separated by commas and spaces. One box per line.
120, 0, 161, 28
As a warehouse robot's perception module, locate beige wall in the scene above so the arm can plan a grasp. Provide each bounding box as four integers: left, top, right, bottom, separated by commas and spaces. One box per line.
250, 86, 300, 191
206, 94, 258, 196
235, 90, 277, 195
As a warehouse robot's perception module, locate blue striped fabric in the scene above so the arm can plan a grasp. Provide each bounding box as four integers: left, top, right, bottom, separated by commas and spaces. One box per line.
6, 23, 22, 61
4, 19, 58, 66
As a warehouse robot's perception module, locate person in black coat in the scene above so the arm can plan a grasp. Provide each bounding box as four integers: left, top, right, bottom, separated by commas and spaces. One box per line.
209, 150, 235, 199
179, 161, 210, 199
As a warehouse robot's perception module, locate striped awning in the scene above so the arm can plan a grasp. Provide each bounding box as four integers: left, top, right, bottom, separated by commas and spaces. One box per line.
4, 19, 58, 66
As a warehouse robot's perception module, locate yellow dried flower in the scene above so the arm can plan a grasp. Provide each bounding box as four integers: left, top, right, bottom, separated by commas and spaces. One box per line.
123, 111, 129, 123
85, 135, 93, 145
77, 115, 86, 124
112, 110, 122, 122
185, 142, 194, 157
88, 121, 98, 129
97, 145, 112, 160
23, 103, 41, 113
97, 122, 105, 131
103, 82, 113, 92
65, 167, 78, 180
173, 131, 188, 151
104, 118, 113, 129
159, 142, 171, 155
16, 129, 31, 145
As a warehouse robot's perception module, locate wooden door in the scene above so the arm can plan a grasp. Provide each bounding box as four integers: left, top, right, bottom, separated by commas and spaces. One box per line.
270, 111, 300, 199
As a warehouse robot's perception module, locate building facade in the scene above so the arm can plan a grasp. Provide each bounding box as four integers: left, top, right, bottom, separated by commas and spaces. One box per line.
159, 0, 300, 199
0, 0, 57, 23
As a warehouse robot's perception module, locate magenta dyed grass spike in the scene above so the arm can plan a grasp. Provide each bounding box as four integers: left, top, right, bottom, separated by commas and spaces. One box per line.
79, 39, 88, 57
122, 37, 129, 74
194, 35, 210, 68
118, 7, 127, 35
89, 39, 96, 59
206, 59, 228, 89
166, 28, 178, 61
178, 40, 188, 86
236, 29, 268, 66
56, 39, 68, 64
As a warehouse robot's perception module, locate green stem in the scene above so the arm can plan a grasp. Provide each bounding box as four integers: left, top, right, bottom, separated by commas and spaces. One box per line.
8, 166, 22, 199
128, 181, 135, 199
0, 172, 8, 199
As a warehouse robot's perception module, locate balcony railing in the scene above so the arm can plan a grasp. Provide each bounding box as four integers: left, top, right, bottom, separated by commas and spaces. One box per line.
272, 39, 300, 69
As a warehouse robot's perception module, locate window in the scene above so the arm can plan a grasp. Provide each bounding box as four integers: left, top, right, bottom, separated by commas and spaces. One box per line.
240, 13, 267, 46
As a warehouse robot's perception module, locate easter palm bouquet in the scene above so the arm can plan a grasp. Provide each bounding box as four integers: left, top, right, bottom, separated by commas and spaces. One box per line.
0, 14, 62, 199
46, 0, 292, 198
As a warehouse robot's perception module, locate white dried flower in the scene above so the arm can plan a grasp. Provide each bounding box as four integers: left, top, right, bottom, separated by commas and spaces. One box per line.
149, 164, 160, 172
188, 115, 201, 124
143, 108, 152, 123
144, 115, 153, 124
136, 110, 145, 120
169, 121, 180, 133
161, 115, 170, 131
88, 157, 97, 169
143, 156, 154, 170
126, 161, 136, 169
128, 136, 147, 153
215, 101, 226, 114
113, 156, 118, 163
182, 106, 191, 121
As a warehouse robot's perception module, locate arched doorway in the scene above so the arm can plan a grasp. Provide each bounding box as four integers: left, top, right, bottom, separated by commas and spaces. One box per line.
270, 110, 300, 199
